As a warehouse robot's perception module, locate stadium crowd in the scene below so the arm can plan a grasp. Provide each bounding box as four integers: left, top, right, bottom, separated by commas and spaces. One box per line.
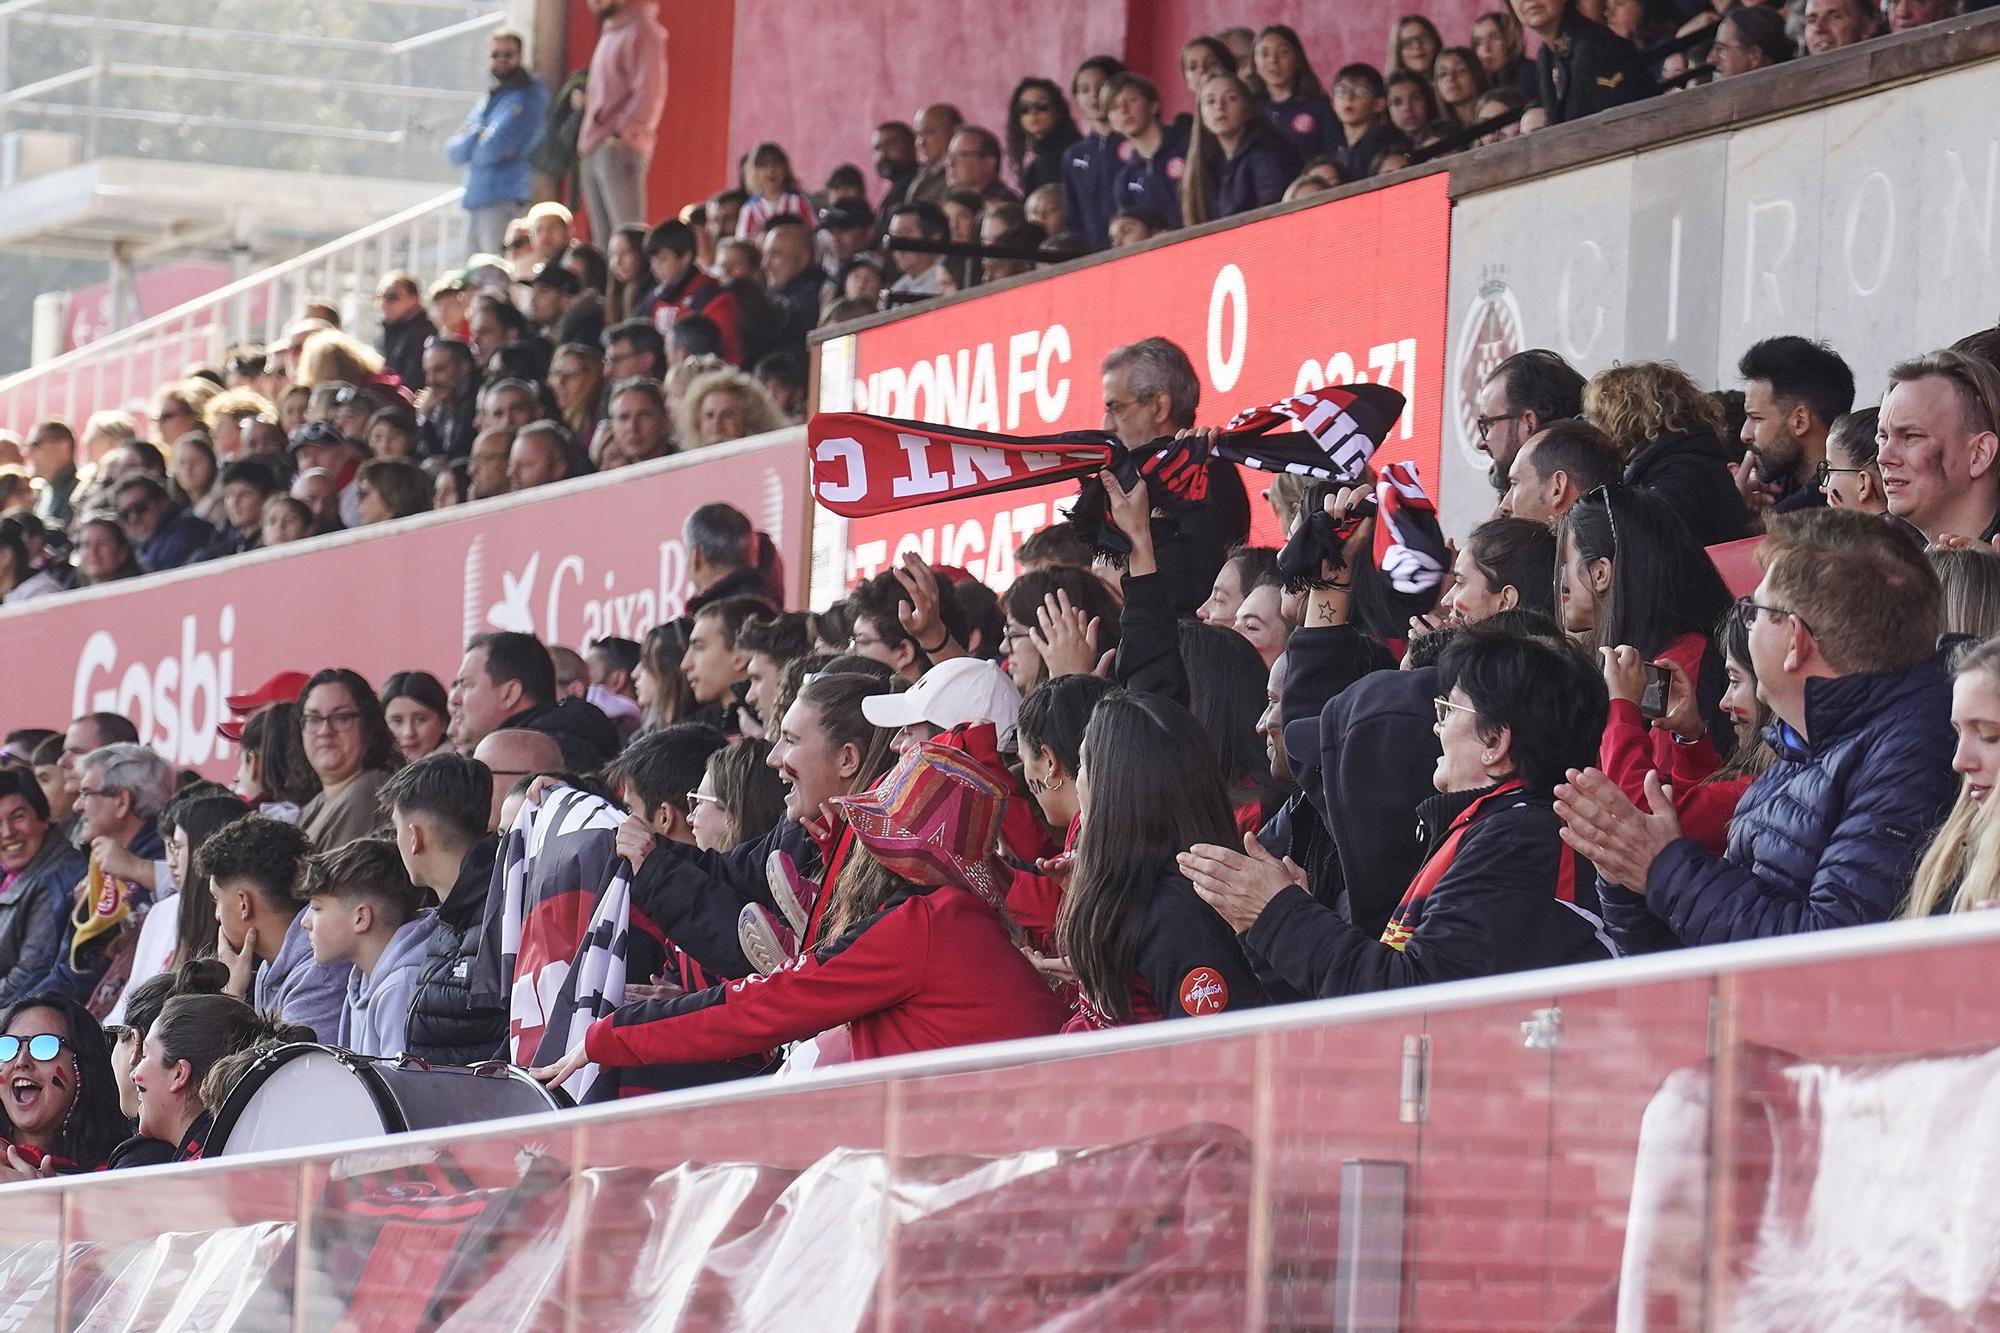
4, 0, 2000, 1179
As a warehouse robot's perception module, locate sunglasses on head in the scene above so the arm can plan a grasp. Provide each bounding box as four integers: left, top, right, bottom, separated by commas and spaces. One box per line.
0, 1033, 65, 1063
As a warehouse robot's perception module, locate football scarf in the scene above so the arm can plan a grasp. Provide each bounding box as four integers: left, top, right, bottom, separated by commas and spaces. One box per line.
806, 383, 1408, 521
70, 857, 137, 970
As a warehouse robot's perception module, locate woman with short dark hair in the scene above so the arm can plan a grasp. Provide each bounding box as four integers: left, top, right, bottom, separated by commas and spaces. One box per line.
295, 667, 401, 851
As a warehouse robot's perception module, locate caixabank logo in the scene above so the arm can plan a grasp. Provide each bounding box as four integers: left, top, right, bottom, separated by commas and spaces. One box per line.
1450, 270, 1524, 469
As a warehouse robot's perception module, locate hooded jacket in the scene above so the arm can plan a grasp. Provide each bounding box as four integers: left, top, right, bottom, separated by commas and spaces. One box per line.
1622, 427, 1752, 547
588, 882, 1067, 1068
338, 910, 438, 1057
253, 910, 353, 1042
407, 837, 508, 1066
446, 66, 550, 210
1604, 651, 1957, 952
1243, 783, 1614, 999
0, 835, 88, 1003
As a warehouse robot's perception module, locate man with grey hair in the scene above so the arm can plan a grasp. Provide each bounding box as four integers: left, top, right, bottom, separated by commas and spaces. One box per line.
36, 742, 174, 1003
506, 420, 576, 493
1098, 337, 1249, 580
480, 378, 542, 434
684, 501, 775, 615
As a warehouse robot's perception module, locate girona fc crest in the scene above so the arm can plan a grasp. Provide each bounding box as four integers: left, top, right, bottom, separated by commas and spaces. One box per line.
1292, 112, 1315, 135
1450, 277, 1524, 468
1179, 967, 1229, 1016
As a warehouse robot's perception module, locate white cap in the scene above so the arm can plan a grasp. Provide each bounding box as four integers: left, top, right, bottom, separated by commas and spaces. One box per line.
862, 657, 1021, 746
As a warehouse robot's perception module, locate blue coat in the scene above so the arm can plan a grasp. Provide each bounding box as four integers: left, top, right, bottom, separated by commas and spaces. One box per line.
1603, 651, 1957, 951
446, 72, 550, 210
0, 836, 88, 1003
1111, 121, 1191, 231
1211, 131, 1301, 220
1062, 131, 1122, 251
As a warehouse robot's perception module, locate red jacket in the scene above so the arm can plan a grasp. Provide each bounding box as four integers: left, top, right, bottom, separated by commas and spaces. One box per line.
587, 882, 1069, 1067
1600, 696, 1748, 855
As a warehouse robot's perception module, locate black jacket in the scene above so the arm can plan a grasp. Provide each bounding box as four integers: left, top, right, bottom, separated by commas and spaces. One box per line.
1243, 784, 1612, 999
499, 697, 620, 771
379, 310, 437, 392
1623, 427, 1753, 546
552, 291, 606, 350
419, 384, 480, 460
1537, 10, 1657, 125
629, 817, 825, 981
1090, 869, 1266, 1024
0, 835, 87, 1003
685, 564, 778, 618
406, 836, 507, 1066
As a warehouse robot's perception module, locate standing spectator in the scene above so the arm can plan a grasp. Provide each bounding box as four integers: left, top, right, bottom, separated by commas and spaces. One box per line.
1181, 73, 1301, 227
575, 0, 669, 237
24, 422, 77, 528
1558, 511, 1956, 950
1878, 349, 2000, 545
1820, 408, 1886, 513
1474, 348, 1587, 493
1517, 0, 1657, 124
447, 28, 548, 258
373, 271, 435, 393
1004, 78, 1079, 198
296, 669, 399, 852
1432, 46, 1491, 125
1735, 336, 1856, 517
201, 817, 351, 1041
1804, 0, 1879, 53
734, 142, 817, 237
1254, 24, 1337, 160
945, 126, 1020, 205
871, 121, 920, 219
113, 475, 216, 573
1584, 361, 1752, 545
1062, 56, 1127, 251
908, 104, 964, 207
1472, 9, 1542, 101
1105, 75, 1189, 231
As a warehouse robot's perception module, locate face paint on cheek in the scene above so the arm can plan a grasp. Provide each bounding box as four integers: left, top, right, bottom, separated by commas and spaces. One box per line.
48, 1070, 67, 1091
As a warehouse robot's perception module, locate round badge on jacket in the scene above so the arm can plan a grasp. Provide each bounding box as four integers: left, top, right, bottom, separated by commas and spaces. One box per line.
1179, 967, 1229, 1015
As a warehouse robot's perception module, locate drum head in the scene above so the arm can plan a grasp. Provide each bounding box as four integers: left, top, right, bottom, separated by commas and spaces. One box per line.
209, 1047, 397, 1156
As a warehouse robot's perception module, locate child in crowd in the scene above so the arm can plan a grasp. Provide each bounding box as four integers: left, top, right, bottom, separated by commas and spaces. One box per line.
297, 838, 435, 1058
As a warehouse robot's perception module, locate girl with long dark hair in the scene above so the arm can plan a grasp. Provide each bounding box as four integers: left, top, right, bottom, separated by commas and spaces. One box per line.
379, 670, 451, 764
1057, 691, 1266, 1026
1180, 72, 1300, 227
1179, 621, 1289, 830
1253, 24, 1336, 159
1, 991, 127, 1176
1004, 77, 1080, 197
734, 141, 816, 237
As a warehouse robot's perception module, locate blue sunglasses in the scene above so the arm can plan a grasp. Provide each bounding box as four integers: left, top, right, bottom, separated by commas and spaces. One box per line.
0, 1034, 65, 1063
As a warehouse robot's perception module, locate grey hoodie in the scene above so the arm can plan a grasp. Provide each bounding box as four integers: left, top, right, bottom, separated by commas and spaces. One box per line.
338, 911, 438, 1058
253, 910, 352, 1043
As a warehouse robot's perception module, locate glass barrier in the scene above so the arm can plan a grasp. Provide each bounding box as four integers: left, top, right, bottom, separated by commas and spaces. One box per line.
12, 915, 2000, 1329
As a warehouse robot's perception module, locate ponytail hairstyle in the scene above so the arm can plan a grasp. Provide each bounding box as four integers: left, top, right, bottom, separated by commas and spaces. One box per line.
1906, 637, 2000, 918
241, 702, 320, 805
150, 994, 314, 1110
1058, 691, 1238, 1023
122, 957, 230, 1051
793, 672, 899, 798
167, 794, 252, 966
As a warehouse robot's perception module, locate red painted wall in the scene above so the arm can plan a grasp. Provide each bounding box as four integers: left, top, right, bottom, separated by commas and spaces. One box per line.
562, 0, 736, 238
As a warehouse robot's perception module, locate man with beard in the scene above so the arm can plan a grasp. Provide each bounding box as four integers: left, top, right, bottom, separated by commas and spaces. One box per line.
446, 28, 549, 257
1734, 336, 1856, 521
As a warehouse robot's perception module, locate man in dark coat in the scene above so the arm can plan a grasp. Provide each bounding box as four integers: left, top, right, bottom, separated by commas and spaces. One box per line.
1557, 510, 1956, 951
374, 271, 437, 391
1520, 0, 1658, 124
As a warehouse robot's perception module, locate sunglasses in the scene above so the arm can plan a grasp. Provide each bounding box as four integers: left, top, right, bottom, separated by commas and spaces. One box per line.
0, 1033, 65, 1063
1018, 100, 1056, 114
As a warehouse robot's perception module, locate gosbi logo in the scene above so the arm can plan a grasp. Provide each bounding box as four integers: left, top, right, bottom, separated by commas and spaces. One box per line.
1179, 967, 1229, 1016
1450, 276, 1524, 468
1292, 112, 1314, 135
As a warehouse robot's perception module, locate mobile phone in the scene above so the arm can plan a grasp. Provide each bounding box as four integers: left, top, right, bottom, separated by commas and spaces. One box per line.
1639, 663, 1672, 721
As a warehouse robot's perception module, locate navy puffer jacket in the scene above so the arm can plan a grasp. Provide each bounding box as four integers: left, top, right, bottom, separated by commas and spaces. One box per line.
1602, 650, 1956, 951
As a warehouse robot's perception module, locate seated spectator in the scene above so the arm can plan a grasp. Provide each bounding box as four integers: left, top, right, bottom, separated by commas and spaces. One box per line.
364, 408, 419, 460
636, 621, 699, 732
758, 218, 826, 358
200, 816, 351, 1040
1438, 517, 1558, 626
681, 596, 773, 723
606, 723, 729, 846
1734, 335, 1856, 518
1819, 406, 1885, 512
109, 794, 247, 1018
675, 367, 786, 449
1934, 547, 2000, 640
1903, 636, 2000, 916
0, 520, 65, 604
260, 494, 315, 548
297, 838, 434, 1058
1182, 73, 1302, 226
1433, 45, 1491, 125
1388, 13, 1443, 79
1500, 419, 1624, 523
600, 379, 674, 468
1328, 64, 1409, 181
296, 668, 399, 851
817, 199, 877, 283
1022, 183, 1064, 238
1522, 0, 1657, 124
604, 316, 669, 385
1108, 206, 1170, 247
687, 739, 786, 854
113, 474, 215, 572
107, 958, 225, 1121
354, 458, 433, 524
504, 420, 576, 493
979, 219, 1047, 284
117, 993, 303, 1167
1471, 88, 1528, 144
1711, 5, 1795, 76
415, 336, 481, 460
528, 263, 605, 349
0, 992, 126, 1176
833, 258, 886, 310
735, 613, 810, 728
1476, 348, 1588, 494
548, 343, 605, 461
1006, 77, 1080, 198
449, 630, 617, 769
1889, 0, 1952, 32
40, 743, 172, 1011
945, 124, 1019, 205
1585, 361, 1753, 545
1805, 0, 1879, 53
685, 501, 779, 614
1387, 68, 1443, 137
168, 434, 225, 527
534, 740, 1067, 1086
864, 657, 1024, 757
1253, 24, 1336, 160
1472, 9, 1540, 100
1878, 349, 2000, 545
735, 141, 817, 237
0, 771, 87, 1005
885, 201, 950, 300
1187, 629, 1613, 995
1558, 510, 1957, 949
1105, 74, 1189, 230
754, 351, 808, 422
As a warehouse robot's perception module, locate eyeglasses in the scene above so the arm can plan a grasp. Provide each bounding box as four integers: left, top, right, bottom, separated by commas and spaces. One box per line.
149, 408, 187, 424
76, 786, 115, 802
1736, 596, 1817, 639
301, 709, 363, 732
1433, 696, 1479, 726
1475, 411, 1522, 442
1813, 461, 1867, 487
687, 790, 724, 807
0, 1034, 64, 1063
848, 633, 887, 651
116, 503, 151, 523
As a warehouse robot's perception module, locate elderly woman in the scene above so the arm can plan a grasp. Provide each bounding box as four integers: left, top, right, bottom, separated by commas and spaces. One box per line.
673, 367, 787, 449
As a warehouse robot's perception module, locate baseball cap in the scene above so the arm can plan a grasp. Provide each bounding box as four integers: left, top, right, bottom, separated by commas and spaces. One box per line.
226, 670, 311, 713
216, 719, 247, 743
861, 658, 1020, 745
818, 198, 875, 231
287, 420, 349, 457
530, 262, 582, 295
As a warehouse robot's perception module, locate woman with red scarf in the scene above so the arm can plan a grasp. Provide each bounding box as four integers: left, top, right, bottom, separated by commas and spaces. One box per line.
1180, 628, 1618, 996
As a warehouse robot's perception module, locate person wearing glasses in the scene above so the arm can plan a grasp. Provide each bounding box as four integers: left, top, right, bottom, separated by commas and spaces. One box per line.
1004, 78, 1080, 199
1818, 407, 1885, 514
1182, 626, 1614, 997
0, 992, 126, 1178
446, 27, 548, 260
295, 669, 402, 853
1472, 348, 1587, 497
1557, 509, 1958, 952
110, 474, 215, 573
35, 744, 173, 1011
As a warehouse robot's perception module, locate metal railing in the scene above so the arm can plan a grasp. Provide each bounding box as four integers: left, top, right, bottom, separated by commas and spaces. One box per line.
0, 189, 469, 433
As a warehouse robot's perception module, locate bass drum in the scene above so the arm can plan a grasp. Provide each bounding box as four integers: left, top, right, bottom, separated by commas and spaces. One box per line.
207, 1044, 567, 1156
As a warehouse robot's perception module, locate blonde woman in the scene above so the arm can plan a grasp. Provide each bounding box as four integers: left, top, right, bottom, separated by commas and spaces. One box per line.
1932, 547, 2000, 641
1906, 637, 2000, 916
202, 387, 275, 462
674, 367, 787, 449
1582, 361, 1752, 545
295, 329, 390, 392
